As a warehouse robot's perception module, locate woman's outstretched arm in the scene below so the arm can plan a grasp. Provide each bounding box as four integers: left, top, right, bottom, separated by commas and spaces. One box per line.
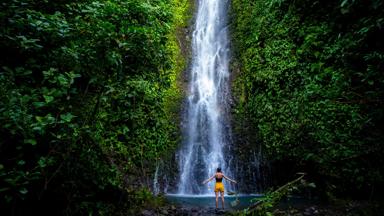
202, 175, 215, 184
223, 175, 237, 183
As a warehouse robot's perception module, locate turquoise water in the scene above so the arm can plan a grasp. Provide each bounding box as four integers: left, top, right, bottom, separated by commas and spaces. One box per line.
166, 194, 263, 210
166, 194, 317, 211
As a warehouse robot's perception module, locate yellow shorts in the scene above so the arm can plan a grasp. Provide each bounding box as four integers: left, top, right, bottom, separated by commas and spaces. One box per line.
214, 182, 224, 192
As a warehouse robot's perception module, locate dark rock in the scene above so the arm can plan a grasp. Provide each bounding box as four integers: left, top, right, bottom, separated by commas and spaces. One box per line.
191, 207, 198, 212
141, 210, 154, 216
303, 206, 319, 215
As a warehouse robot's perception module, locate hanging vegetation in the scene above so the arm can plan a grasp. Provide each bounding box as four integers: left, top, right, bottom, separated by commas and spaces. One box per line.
0, 0, 190, 214
230, 0, 384, 198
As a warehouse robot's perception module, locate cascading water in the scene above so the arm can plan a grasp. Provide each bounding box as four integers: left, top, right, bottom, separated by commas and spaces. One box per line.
177, 0, 233, 195
153, 162, 160, 195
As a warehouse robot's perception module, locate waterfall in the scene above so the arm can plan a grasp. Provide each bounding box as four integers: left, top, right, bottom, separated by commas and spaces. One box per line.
177, 0, 233, 195
153, 162, 160, 195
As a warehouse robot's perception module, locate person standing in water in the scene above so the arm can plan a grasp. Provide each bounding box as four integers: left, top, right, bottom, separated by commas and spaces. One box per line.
202, 167, 237, 210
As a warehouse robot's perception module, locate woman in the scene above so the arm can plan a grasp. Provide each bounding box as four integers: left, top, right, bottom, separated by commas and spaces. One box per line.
202, 167, 236, 210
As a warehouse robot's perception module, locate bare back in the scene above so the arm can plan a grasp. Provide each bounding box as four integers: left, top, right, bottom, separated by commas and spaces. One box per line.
215, 172, 223, 182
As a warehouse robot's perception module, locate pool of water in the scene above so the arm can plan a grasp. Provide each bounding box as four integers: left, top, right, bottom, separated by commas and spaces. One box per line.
166, 194, 263, 210
166, 193, 318, 212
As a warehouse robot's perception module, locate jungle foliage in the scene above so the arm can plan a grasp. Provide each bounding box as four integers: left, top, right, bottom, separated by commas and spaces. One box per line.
231, 0, 384, 198
0, 0, 189, 214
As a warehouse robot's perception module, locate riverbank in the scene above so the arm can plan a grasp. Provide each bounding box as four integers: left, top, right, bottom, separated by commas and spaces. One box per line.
140, 198, 383, 216
142, 206, 227, 216
271, 200, 383, 216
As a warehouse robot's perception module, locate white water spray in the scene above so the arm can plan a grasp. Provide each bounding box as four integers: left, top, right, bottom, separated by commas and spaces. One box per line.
153, 162, 160, 195
178, 0, 233, 195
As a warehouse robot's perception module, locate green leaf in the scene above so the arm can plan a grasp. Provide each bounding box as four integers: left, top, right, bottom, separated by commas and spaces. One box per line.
24, 139, 37, 145
19, 188, 28, 195
38, 158, 46, 168
60, 113, 75, 122
35, 116, 44, 122
341, 0, 349, 7
58, 74, 69, 86
43, 95, 54, 103
33, 101, 46, 108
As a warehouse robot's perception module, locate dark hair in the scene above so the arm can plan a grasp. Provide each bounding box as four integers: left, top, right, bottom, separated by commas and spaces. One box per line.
217, 167, 222, 172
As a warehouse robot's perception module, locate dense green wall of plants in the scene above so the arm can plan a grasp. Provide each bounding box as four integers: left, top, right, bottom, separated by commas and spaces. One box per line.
0, 0, 190, 214
230, 0, 384, 197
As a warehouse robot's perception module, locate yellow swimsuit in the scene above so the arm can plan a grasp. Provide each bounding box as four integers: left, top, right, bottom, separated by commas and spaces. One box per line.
214, 176, 224, 192
214, 182, 224, 192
